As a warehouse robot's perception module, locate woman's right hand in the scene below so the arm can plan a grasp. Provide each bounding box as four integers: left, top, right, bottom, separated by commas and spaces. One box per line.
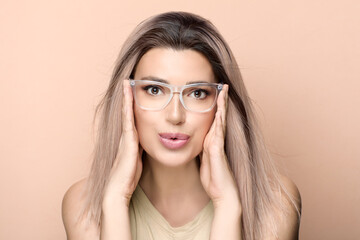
102, 79, 143, 208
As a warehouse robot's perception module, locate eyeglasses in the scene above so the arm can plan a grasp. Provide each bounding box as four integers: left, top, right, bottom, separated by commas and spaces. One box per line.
129, 80, 223, 113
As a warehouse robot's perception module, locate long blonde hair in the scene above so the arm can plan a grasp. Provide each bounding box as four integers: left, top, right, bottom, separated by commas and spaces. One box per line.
80, 11, 300, 239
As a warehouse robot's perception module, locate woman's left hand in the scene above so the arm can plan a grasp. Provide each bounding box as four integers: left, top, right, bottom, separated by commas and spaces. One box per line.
199, 84, 241, 211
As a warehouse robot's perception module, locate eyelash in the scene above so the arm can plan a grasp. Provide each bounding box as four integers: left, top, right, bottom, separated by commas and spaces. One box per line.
188, 89, 210, 99
142, 86, 210, 98
142, 85, 164, 95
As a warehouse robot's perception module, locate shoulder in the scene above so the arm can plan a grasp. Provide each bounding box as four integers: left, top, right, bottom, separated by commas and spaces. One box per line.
62, 178, 99, 240
274, 174, 302, 239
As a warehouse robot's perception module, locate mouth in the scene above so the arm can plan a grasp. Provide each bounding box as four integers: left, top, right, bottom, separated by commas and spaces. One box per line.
158, 132, 190, 149
159, 133, 190, 140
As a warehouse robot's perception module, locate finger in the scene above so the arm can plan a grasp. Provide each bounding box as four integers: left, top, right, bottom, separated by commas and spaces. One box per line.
216, 84, 227, 136
126, 80, 136, 130
221, 85, 229, 136
215, 110, 224, 143
121, 80, 128, 132
135, 144, 144, 179
204, 109, 217, 147
208, 111, 225, 171
122, 80, 136, 134
204, 102, 218, 141
199, 152, 210, 183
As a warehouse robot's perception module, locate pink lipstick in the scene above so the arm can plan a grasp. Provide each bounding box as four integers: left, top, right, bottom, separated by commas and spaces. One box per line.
158, 133, 190, 150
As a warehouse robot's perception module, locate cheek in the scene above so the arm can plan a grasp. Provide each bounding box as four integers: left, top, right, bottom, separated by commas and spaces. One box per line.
187, 113, 215, 155
134, 107, 149, 133
133, 106, 142, 130
133, 106, 157, 145
192, 112, 216, 140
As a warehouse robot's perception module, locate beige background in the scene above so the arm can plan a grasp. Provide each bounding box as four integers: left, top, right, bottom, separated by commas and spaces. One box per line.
1, 0, 359, 239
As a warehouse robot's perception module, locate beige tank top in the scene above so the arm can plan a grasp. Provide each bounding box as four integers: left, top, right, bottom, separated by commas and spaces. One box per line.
129, 184, 214, 240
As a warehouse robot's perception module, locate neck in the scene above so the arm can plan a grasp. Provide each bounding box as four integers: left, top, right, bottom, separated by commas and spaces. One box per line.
138, 153, 209, 207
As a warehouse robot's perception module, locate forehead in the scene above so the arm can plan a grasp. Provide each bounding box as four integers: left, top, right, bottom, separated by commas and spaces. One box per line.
133, 48, 216, 85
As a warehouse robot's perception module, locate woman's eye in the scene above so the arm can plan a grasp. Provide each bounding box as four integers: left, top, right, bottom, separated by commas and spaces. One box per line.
143, 85, 164, 96
189, 89, 208, 99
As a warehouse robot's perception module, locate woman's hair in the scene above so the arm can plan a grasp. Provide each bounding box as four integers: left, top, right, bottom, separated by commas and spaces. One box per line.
79, 11, 300, 239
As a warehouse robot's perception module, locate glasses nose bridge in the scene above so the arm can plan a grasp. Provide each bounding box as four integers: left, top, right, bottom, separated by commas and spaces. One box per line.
170, 85, 183, 94
167, 85, 184, 108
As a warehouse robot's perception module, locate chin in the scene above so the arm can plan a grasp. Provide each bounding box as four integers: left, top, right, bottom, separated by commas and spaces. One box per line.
144, 148, 198, 168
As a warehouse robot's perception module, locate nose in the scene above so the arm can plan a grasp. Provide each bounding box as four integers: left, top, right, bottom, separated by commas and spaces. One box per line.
165, 93, 186, 125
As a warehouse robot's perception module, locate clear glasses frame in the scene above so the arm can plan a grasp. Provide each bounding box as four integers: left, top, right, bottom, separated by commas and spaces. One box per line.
129, 79, 223, 113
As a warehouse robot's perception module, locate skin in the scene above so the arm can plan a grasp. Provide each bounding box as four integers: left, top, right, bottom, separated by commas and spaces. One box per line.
133, 48, 239, 228
61, 47, 301, 240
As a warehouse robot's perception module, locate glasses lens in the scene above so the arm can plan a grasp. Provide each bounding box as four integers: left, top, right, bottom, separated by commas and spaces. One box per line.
182, 85, 218, 112
132, 81, 171, 110
131, 80, 220, 112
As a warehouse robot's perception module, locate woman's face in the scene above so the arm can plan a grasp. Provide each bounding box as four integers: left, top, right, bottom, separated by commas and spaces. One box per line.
133, 47, 217, 167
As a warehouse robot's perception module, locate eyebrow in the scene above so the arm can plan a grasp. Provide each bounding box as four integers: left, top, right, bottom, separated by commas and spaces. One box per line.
140, 76, 212, 84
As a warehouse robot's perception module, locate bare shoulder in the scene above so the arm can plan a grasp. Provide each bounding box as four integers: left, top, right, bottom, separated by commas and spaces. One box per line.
274, 174, 302, 240
62, 178, 99, 240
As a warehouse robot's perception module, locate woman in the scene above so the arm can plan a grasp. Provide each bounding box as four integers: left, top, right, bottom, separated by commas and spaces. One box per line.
62, 11, 301, 240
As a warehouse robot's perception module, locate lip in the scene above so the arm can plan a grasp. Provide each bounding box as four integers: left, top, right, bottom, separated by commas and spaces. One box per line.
158, 133, 190, 149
